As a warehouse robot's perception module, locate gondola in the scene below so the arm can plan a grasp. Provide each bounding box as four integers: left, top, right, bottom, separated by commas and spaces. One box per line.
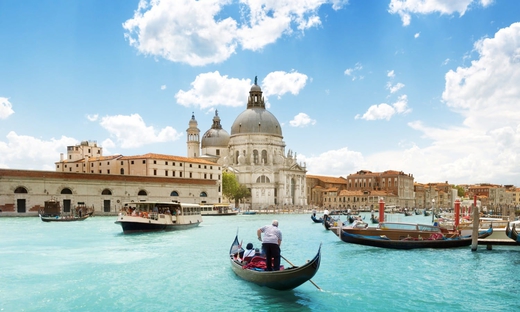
229, 235, 321, 290
311, 214, 323, 223
505, 222, 520, 243
39, 214, 89, 222
337, 227, 493, 250
323, 215, 340, 230
423, 210, 431, 216
370, 215, 379, 224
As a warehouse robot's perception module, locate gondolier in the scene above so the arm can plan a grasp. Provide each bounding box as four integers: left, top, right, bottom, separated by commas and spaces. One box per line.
257, 220, 282, 271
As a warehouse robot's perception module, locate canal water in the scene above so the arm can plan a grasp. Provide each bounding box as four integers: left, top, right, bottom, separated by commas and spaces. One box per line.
1, 213, 519, 311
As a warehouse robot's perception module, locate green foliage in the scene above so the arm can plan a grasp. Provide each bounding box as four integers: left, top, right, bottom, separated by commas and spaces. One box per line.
452, 185, 466, 197
222, 171, 251, 206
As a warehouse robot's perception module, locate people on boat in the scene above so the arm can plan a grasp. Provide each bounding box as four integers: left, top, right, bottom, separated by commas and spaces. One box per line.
254, 248, 262, 257
257, 220, 282, 271
243, 243, 255, 260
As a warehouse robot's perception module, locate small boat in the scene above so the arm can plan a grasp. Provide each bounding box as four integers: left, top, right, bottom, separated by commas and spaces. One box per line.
337, 227, 493, 249
200, 204, 238, 216
323, 215, 340, 230
404, 211, 413, 216
115, 201, 202, 234
311, 214, 323, 223
242, 211, 257, 215
229, 235, 321, 290
332, 222, 448, 240
423, 210, 431, 216
506, 222, 520, 243
39, 214, 89, 222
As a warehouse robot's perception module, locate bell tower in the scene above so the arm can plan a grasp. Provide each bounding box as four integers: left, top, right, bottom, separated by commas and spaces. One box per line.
186, 112, 200, 158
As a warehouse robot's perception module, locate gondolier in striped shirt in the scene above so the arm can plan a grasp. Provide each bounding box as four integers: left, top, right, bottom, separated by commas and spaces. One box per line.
257, 220, 283, 271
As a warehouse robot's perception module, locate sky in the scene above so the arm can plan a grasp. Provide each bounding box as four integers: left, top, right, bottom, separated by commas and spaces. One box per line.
1, 0, 520, 186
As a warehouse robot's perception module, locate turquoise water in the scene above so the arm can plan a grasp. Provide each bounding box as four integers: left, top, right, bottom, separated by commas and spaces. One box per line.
1, 213, 519, 312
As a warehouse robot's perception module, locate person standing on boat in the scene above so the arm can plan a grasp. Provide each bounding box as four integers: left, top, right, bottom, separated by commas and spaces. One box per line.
257, 220, 282, 271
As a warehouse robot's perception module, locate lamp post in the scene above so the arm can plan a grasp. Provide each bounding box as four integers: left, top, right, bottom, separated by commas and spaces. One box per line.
431, 198, 435, 223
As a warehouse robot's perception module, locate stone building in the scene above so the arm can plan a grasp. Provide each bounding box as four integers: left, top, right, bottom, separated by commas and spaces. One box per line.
0, 141, 222, 215
188, 80, 307, 210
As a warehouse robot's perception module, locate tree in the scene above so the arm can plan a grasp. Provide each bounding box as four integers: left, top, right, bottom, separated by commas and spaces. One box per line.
222, 171, 251, 207
452, 185, 465, 197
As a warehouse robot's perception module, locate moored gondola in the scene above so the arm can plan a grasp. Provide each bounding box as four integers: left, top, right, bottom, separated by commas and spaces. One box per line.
506, 222, 520, 243
229, 235, 321, 290
338, 227, 493, 250
311, 214, 323, 223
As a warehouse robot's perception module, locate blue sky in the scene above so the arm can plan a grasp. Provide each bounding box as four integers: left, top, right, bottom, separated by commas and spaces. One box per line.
1, 0, 519, 186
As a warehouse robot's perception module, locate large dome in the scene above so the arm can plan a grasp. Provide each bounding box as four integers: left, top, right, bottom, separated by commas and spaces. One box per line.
230, 108, 282, 136
230, 82, 282, 137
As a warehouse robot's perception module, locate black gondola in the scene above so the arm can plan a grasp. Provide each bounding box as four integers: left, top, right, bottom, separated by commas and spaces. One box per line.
337, 227, 493, 250
506, 222, 520, 243
229, 235, 321, 290
311, 215, 323, 223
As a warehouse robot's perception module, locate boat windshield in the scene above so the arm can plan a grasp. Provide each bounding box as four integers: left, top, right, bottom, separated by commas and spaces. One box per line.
379, 222, 440, 232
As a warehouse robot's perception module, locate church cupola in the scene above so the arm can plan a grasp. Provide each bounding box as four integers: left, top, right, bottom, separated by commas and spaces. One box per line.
186, 112, 200, 158
247, 76, 265, 109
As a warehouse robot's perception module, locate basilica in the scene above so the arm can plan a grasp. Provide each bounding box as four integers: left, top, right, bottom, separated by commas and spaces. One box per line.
187, 80, 308, 210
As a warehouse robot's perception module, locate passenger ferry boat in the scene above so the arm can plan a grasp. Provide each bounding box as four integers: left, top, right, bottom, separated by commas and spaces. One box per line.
115, 201, 202, 234
200, 204, 238, 216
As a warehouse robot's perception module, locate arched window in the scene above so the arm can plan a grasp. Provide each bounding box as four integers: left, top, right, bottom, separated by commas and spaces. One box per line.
200, 192, 207, 197
170, 191, 179, 196
261, 150, 267, 164
138, 190, 147, 196
61, 188, 73, 194
235, 151, 239, 163
14, 187, 28, 193
256, 175, 270, 183
101, 189, 112, 195
253, 150, 259, 164
120, 168, 124, 175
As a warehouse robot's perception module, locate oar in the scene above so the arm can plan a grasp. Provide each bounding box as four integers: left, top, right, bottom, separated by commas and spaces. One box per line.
280, 254, 322, 291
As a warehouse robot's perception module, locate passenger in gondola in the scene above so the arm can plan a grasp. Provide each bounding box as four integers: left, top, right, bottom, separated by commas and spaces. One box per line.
242, 243, 255, 262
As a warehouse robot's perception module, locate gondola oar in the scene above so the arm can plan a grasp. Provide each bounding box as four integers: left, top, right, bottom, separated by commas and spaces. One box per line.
280, 254, 322, 291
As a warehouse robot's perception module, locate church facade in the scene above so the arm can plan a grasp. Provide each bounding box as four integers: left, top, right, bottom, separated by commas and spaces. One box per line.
187, 80, 308, 210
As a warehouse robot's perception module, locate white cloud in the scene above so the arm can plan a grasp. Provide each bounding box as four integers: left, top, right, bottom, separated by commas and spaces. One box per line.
344, 62, 363, 80
355, 95, 410, 121
414, 32, 420, 38
123, 0, 346, 66
262, 71, 308, 98
161, 85, 167, 90
386, 82, 405, 93
0, 132, 77, 170
388, 0, 493, 26
0, 97, 14, 119
175, 70, 308, 110
442, 58, 450, 65
175, 71, 252, 109
289, 113, 316, 127
358, 22, 520, 184
87, 114, 99, 122
99, 113, 182, 148
387, 70, 395, 78
300, 147, 365, 177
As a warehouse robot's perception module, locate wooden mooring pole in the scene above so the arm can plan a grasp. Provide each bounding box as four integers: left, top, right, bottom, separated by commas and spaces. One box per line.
471, 196, 479, 251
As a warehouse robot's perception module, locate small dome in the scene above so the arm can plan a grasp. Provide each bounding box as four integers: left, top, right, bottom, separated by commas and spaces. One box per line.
201, 128, 230, 148
251, 84, 261, 92
201, 110, 230, 148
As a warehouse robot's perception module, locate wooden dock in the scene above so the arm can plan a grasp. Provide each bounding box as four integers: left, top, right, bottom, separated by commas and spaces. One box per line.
478, 239, 519, 250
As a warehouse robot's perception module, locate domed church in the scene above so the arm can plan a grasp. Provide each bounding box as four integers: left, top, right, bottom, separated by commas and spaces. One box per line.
186, 78, 307, 210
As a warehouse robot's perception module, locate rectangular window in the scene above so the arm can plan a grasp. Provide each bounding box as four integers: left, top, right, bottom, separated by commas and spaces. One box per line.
121, 161, 124, 165
189, 172, 192, 178
154, 169, 157, 176
107, 162, 110, 165
204, 173, 207, 179
173, 171, 176, 177
165, 171, 168, 177
154, 160, 157, 164
143, 160, 145, 164
131, 161, 134, 164
165, 161, 168, 165
107, 169, 110, 174
180, 172, 182, 177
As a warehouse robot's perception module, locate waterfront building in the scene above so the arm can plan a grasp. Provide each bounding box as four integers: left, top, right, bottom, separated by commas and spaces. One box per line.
189, 80, 307, 211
